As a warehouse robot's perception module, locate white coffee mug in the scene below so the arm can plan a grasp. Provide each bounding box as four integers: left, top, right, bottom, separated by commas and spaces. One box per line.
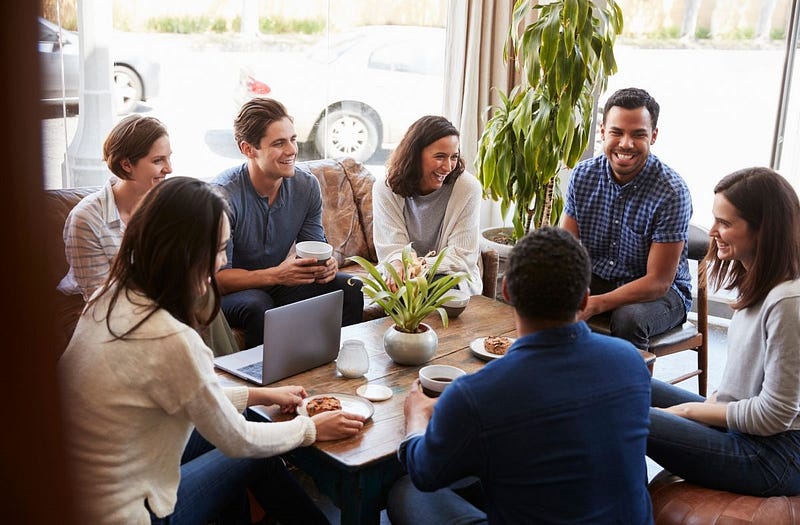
295, 241, 333, 263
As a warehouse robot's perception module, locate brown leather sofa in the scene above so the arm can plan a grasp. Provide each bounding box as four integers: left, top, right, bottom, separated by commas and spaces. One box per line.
46, 157, 498, 354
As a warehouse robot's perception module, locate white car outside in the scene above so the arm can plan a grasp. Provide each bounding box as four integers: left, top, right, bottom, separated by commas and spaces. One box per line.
235, 25, 445, 162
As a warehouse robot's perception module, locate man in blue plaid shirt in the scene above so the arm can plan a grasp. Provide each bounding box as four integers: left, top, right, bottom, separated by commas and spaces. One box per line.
562, 87, 692, 349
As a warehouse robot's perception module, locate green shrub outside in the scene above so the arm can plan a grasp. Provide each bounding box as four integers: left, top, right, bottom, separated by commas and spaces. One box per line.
648, 26, 681, 39
259, 16, 325, 34
210, 17, 227, 33
145, 15, 324, 35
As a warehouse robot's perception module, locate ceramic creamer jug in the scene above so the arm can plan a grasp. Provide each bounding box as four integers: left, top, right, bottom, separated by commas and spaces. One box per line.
336, 339, 369, 378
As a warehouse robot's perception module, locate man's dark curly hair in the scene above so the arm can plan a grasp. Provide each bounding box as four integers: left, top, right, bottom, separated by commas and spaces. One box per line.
602, 87, 660, 128
505, 227, 591, 322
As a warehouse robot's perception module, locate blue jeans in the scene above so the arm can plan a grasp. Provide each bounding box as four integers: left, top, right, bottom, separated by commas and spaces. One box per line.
149, 430, 330, 524
387, 475, 487, 525
648, 378, 800, 496
222, 273, 363, 349
590, 276, 686, 349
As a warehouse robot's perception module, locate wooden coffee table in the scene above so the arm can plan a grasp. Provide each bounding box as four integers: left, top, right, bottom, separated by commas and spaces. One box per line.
222, 295, 655, 525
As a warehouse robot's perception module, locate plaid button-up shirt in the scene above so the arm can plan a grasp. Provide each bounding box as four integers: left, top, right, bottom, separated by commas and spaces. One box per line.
565, 153, 693, 312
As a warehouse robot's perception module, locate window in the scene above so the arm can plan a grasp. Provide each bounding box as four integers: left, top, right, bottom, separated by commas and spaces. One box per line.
41, 1, 449, 189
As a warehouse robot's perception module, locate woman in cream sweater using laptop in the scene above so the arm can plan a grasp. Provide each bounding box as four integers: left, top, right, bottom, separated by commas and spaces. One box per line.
58, 177, 365, 524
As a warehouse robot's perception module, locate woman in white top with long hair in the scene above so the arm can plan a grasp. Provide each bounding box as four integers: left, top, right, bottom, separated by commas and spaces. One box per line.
373, 115, 483, 295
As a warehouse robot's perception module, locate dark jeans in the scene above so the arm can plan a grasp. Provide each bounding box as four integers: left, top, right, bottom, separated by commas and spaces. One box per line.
648, 378, 800, 496
149, 429, 330, 524
589, 275, 686, 349
222, 272, 363, 349
387, 475, 487, 525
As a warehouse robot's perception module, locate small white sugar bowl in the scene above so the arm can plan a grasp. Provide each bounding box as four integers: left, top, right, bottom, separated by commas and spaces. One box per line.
336, 339, 370, 378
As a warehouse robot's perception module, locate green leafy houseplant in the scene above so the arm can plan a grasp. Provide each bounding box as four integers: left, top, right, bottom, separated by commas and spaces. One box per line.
348, 245, 468, 333
476, 0, 623, 241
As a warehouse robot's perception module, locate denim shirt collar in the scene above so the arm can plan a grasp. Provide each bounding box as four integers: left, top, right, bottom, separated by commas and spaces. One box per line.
508, 321, 592, 353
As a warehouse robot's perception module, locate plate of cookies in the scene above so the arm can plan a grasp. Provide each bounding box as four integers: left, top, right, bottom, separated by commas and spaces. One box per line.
297, 393, 374, 420
470, 336, 515, 361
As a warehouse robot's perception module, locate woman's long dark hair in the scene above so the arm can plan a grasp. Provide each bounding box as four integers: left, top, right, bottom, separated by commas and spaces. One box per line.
385, 115, 465, 197
706, 167, 800, 309
89, 177, 229, 339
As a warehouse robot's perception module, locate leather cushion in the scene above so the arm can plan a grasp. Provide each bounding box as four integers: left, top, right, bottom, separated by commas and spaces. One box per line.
302, 157, 377, 268
649, 472, 800, 524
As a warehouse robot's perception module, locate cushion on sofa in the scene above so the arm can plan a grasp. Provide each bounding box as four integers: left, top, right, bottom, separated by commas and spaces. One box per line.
303, 157, 377, 268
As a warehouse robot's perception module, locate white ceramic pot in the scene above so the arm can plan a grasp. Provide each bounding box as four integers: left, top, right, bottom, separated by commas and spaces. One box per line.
480, 226, 514, 285
480, 226, 514, 261
383, 323, 438, 365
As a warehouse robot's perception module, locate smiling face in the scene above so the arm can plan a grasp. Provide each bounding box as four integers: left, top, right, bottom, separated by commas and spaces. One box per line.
710, 192, 757, 270
246, 116, 298, 181
121, 134, 172, 191
601, 106, 658, 185
418, 135, 460, 195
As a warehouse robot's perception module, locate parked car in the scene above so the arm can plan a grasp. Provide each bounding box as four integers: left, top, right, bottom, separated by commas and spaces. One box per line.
235, 25, 445, 162
38, 17, 161, 114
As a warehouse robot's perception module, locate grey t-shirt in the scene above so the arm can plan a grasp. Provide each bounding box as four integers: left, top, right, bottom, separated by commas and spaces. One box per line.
403, 182, 455, 256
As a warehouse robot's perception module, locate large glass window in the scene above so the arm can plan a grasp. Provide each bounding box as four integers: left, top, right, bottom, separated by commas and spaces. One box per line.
40, 0, 448, 189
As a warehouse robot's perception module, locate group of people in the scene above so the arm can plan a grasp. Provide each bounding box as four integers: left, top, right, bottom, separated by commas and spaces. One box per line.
56, 86, 800, 524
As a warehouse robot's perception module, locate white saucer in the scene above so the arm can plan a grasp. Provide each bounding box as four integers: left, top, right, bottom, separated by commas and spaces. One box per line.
356, 384, 393, 401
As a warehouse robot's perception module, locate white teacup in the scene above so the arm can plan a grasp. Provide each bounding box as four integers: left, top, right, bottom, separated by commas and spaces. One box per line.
296, 241, 333, 263
418, 364, 466, 397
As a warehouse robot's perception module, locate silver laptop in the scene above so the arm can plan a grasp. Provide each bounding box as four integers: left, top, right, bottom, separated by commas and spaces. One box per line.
214, 290, 343, 385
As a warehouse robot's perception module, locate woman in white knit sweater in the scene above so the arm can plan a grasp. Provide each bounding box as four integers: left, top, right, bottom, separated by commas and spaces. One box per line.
58, 177, 365, 524
647, 167, 800, 496
373, 115, 483, 295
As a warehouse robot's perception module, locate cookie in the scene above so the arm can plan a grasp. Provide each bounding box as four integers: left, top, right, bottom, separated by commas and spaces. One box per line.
305, 396, 342, 417
484, 336, 512, 355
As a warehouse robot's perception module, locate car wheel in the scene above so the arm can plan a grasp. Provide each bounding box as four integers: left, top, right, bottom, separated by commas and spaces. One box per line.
314, 108, 380, 162
113, 64, 143, 114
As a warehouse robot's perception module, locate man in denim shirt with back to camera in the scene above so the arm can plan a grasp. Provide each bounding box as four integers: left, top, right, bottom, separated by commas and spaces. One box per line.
387, 227, 653, 524
562, 87, 693, 350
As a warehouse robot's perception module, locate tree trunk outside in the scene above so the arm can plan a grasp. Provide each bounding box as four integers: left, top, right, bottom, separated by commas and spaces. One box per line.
755, 0, 779, 41
681, 0, 703, 40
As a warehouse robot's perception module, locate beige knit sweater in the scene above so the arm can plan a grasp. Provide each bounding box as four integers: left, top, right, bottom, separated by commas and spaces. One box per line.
58, 287, 316, 524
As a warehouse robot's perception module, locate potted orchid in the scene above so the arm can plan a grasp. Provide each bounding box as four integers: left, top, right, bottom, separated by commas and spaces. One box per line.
348, 244, 468, 365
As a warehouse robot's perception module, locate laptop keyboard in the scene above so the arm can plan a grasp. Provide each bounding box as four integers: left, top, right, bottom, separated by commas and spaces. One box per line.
238, 361, 263, 380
